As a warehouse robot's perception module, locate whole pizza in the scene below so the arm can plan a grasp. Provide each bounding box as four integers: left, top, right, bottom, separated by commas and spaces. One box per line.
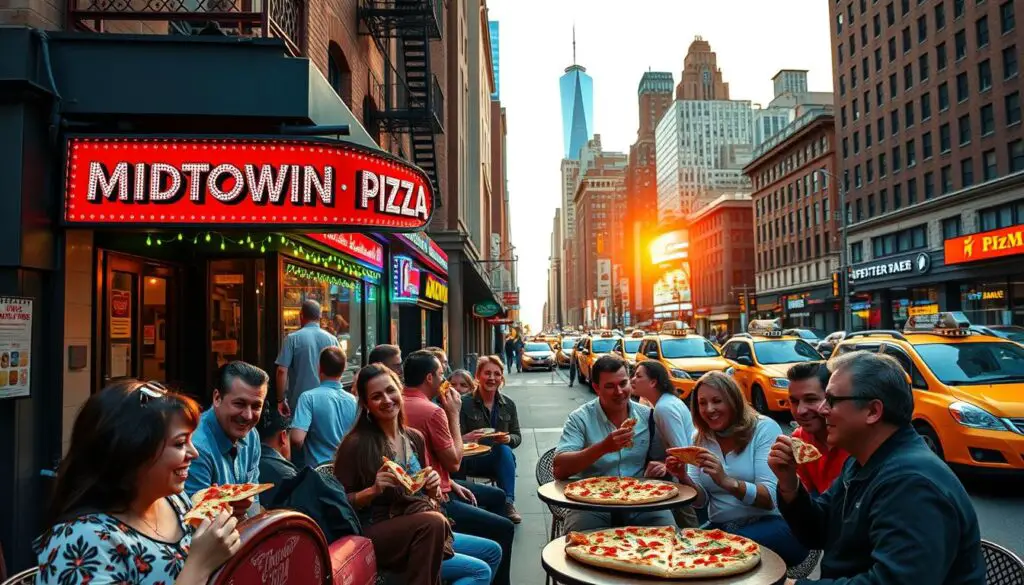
565, 526, 761, 579
563, 476, 679, 505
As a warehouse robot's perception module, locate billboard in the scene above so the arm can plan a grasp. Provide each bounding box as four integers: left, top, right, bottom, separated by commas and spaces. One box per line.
597, 258, 612, 298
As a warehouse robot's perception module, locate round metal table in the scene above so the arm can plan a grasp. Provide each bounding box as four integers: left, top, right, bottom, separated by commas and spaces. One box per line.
536, 480, 697, 527
540, 535, 788, 585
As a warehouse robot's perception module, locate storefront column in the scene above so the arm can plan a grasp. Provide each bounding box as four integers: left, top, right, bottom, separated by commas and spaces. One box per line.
446, 251, 466, 369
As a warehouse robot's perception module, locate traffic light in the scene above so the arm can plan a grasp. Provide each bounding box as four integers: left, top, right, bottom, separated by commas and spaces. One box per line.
738, 293, 747, 312
846, 266, 855, 294
832, 271, 841, 297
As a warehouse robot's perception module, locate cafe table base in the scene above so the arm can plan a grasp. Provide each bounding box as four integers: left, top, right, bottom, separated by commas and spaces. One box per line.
540, 536, 788, 585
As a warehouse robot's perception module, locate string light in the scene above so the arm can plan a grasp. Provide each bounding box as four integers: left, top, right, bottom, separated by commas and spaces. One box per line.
139, 231, 382, 285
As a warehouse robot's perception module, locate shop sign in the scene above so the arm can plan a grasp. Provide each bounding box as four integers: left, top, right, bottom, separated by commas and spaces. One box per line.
597, 259, 612, 298
487, 317, 514, 325
945, 225, 1024, 265
110, 290, 132, 338
0, 297, 32, 400
786, 297, 806, 310
306, 233, 385, 270
392, 256, 421, 302
421, 274, 449, 304
966, 290, 1006, 301
396, 232, 449, 273
473, 300, 502, 318
64, 136, 434, 231
909, 304, 939, 317
502, 290, 520, 308
850, 252, 931, 283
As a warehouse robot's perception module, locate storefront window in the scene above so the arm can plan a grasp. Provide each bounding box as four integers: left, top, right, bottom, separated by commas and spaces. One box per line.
890, 286, 939, 330
282, 262, 362, 381
211, 261, 246, 371
961, 281, 1010, 326
365, 283, 380, 359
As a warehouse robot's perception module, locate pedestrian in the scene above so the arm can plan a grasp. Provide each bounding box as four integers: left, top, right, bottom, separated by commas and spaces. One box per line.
35, 379, 242, 585
503, 335, 516, 374
290, 346, 360, 468
769, 351, 984, 584
275, 300, 341, 416
368, 344, 403, 379
665, 371, 807, 567
567, 338, 582, 387
513, 335, 524, 373
784, 362, 849, 496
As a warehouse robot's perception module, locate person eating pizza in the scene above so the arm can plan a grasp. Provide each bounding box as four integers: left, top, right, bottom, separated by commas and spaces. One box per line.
784, 362, 849, 496
35, 380, 242, 584
664, 371, 808, 567
554, 354, 673, 532
768, 351, 984, 585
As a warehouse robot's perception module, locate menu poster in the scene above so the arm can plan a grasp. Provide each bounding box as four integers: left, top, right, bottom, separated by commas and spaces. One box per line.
0, 297, 33, 400
110, 289, 131, 338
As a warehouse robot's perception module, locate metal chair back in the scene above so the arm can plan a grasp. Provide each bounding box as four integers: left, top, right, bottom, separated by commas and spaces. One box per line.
315, 463, 335, 478
982, 540, 1024, 585
0, 567, 38, 585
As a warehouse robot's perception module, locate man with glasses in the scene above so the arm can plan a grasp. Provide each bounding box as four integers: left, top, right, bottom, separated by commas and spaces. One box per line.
785, 362, 849, 497
768, 351, 983, 585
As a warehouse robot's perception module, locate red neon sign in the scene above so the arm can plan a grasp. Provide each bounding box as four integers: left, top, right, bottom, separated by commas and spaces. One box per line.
64, 136, 434, 231
306, 233, 384, 270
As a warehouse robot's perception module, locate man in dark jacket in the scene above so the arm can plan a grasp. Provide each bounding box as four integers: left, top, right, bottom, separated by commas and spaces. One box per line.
769, 350, 984, 585
257, 407, 298, 506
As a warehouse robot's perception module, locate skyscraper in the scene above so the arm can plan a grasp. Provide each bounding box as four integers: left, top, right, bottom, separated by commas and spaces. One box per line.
559, 28, 594, 160
489, 21, 500, 100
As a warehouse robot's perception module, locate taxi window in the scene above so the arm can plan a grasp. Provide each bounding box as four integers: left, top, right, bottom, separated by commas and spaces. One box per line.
724, 341, 751, 361
752, 339, 820, 365
881, 345, 929, 389
915, 341, 1024, 385
661, 338, 720, 359
623, 339, 642, 354
591, 338, 619, 353
562, 339, 577, 349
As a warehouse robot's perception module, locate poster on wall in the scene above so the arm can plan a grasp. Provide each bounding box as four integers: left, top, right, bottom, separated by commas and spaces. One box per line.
110, 289, 132, 338
597, 259, 612, 298
0, 297, 33, 400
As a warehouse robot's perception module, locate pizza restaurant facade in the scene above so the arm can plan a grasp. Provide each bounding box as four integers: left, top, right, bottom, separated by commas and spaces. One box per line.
0, 30, 442, 570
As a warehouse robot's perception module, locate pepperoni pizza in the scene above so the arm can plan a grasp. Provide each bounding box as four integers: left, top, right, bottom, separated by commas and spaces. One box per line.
563, 476, 679, 505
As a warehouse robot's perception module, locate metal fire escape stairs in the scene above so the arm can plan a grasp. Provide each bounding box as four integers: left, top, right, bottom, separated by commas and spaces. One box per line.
358, 0, 445, 209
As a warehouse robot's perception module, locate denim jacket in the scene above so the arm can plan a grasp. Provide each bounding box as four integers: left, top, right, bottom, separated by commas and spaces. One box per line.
459, 391, 522, 449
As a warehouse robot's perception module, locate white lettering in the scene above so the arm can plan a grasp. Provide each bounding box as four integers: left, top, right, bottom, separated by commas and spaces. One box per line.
87, 161, 129, 201
290, 165, 301, 203
384, 176, 402, 214
245, 164, 289, 204
359, 171, 379, 209
149, 163, 181, 202
208, 164, 244, 202
134, 163, 146, 201
182, 163, 211, 201
249, 536, 299, 585
302, 165, 333, 205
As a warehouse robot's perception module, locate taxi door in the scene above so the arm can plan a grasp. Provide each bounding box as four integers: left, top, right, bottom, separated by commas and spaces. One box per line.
578, 338, 593, 381
723, 340, 757, 400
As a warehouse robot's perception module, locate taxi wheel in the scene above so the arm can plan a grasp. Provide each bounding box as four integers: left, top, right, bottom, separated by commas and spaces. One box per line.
751, 386, 770, 415
913, 422, 945, 460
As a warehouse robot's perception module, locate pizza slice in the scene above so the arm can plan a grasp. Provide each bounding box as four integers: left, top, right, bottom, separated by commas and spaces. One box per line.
666, 446, 710, 466
439, 380, 451, 397
381, 456, 415, 492
792, 437, 823, 464
184, 482, 273, 526
620, 416, 638, 448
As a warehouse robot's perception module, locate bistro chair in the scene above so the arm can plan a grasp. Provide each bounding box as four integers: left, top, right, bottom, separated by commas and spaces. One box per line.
536, 447, 569, 541
786, 549, 823, 579
982, 540, 1024, 584
0, 567, 38, 585
315, 462, 335, 478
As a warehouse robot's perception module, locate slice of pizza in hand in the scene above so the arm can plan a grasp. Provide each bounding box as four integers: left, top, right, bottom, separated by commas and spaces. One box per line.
620, 416, 638, 448
408, 467, 433, 494
184, 482, 274, 526
666, 446, 710, 466
439, 380, 451, 397
791, 437, 823, 464
381, 456, 416, 492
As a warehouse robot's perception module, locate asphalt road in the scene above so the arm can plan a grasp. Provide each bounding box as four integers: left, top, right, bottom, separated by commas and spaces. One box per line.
499, 368, 1023, 584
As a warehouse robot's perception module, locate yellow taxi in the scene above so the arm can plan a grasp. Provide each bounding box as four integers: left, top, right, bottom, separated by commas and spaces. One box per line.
634, 322, 731, 399
721, 319, 824, 414
574, 330, 624, 385
622, 330, 646, 373
555, 336, 580, 368
829, 312, 1024, 474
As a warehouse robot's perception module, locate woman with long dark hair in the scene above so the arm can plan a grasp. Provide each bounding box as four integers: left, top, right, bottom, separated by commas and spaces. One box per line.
334, 364, 501, 585
665, 372, 807, 566
35, 380, 241, 584
630, 360, 697, 450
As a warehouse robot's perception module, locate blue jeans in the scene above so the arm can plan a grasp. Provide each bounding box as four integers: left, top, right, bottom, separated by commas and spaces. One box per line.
709, 515, 808, 567
443, 532, 502, 585
459, 444, 516, 503
444, 482, 514, 585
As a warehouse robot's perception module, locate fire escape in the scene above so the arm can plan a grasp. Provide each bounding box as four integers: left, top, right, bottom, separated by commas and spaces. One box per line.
359, 0, 444, 205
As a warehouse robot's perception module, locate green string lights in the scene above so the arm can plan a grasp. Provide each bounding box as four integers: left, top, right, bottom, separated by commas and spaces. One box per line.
143, 231, 381, 284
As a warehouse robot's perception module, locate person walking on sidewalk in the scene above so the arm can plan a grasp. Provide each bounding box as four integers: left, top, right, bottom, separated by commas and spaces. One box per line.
275, 300, 340, 416
503, 335, 516, 374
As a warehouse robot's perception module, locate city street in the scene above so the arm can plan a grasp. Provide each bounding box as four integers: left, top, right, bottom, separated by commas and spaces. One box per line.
501, 369, 1024, 584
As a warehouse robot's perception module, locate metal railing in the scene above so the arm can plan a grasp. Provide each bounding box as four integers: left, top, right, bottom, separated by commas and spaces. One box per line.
68, 0, 306, 57
359, 0, 443, 39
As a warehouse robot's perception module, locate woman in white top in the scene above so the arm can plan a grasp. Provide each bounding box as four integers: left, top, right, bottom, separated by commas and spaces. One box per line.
665, 371, 808, 567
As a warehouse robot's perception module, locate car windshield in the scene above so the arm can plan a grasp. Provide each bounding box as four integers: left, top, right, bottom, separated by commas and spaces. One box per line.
753, 340, 822, 364
990, 327, 1024, 343
915, 342, 1024, 385
525, 343, 550, 352
623, 340, 642, 354
592, 339, 620, 353
661, 338, 720, 359
562, 339, 578, 349
794, 330, 822, 340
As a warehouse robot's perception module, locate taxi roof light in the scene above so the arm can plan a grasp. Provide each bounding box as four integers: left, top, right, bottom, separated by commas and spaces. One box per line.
630, 330, 646, 338
748, 319, 784, 338
903, 311, 972, 336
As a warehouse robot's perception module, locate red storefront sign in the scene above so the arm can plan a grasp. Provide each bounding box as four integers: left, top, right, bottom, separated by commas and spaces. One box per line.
306, 233, 384, 270
502, 291, 520, 307
944, 224, 1024, 265
64, 136, 434, 231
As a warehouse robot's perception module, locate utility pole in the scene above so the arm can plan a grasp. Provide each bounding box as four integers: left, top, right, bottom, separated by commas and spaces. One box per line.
815, 169, 850, 331
731, 284, 757, 332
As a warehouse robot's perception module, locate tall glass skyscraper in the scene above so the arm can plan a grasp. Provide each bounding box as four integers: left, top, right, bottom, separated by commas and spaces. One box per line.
489, 21, 500, 100
560, 63, 593, 160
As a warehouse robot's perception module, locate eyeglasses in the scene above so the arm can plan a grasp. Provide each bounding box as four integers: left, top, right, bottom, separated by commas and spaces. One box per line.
823, 392, 866, 408
137, 382, 169, 406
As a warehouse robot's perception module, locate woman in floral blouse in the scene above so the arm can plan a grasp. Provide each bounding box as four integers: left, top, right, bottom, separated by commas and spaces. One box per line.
34, 380, 242, 584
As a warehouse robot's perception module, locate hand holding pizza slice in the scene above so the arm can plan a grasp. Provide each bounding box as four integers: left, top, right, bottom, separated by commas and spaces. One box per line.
791, 437, 823, 464
381, 456, 433, 494
620, 416, 638, 449
183, 482, 274, 527
666, 446, 711, 466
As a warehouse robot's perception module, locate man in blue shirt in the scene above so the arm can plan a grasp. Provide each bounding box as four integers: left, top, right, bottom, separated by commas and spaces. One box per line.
290, 346, 359, 468
275, 300, 340, 416
187, 361, 269, 518
554, 354, 673, 532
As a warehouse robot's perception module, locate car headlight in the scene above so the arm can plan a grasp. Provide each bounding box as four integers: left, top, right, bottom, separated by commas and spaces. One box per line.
771, 378, 790, 389
724, 367, 736, 377
948, 401, 1010, 431
670, 369, 692, 380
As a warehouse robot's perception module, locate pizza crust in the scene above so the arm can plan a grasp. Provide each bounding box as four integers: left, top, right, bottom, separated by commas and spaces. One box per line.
792, 437, 823, 464
666, 446, 710, 466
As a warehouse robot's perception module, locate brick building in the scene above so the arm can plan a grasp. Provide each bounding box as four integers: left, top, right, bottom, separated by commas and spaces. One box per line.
744, 107, 842, 332
688, 193, 756, 336
830, 0, 1024, 330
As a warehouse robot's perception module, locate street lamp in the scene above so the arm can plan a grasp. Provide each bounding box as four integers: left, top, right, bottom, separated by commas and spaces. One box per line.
814, 168, 850, 331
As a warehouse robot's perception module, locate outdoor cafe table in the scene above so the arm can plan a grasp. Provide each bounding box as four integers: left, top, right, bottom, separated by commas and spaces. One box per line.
536, 480, 698, 526
540, 534, 788, 585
